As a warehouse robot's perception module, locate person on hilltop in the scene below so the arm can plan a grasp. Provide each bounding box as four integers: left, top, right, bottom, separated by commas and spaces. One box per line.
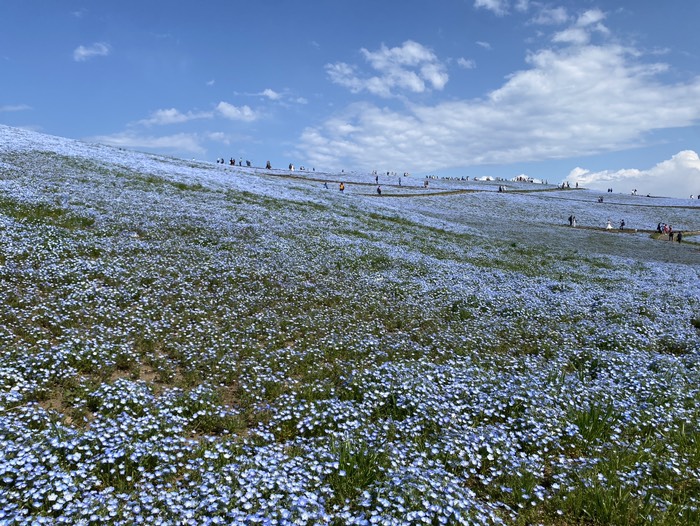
376, 185, 382, 196
619, 219, 626, 230
339, 182, 345, 192
266, 160, 271, 170
677, 231, 683, 243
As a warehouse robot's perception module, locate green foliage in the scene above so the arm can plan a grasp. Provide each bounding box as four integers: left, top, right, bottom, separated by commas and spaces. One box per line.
327, 438, 390, 505
0, 194, 94, 229
569, 402, 619, 443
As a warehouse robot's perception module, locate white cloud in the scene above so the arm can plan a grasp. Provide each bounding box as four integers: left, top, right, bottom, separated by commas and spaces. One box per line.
326, 62, 363, 92
89, 132, 205, 154
553, 9, 608, 45
326, 40, 448, 98
474, 0, 509, 16
514, 0, 529, 12
216, 101, 257, 121
137, 108, 212, 126
260, 89, 281, 100
301, 42, 700, 175
73, 42, 111, 62
457, 57, 476, 69
577, 9, 606, 27
569, 151, 700, 199
206, 79, 215, 86
0, 104, 32, 112
552, 27, 590, 45
476, 41, 492, 50
531, 7, 569, 25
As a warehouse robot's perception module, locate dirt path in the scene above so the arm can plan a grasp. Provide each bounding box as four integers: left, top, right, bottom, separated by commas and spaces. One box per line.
240, 167, 700, 237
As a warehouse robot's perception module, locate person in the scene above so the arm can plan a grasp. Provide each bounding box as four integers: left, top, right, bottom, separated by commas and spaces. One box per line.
376, 185, 382, 196
677, 231, 683, 243
572, 216, 577, 227
323, 182, 328, 189
619, 219, 625, 230
657, 222, 662, 234
266, 160, 271, 169
668, 226, 674, 241
568, 215, 573, 226
606, 219, 612, 230
339, 182, 345, 192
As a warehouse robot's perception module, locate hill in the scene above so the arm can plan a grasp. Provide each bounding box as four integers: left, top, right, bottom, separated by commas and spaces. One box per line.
1, 125, 699, 525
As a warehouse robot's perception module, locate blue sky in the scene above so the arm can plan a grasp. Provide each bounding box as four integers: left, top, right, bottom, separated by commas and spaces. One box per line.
2, 1, 700, 198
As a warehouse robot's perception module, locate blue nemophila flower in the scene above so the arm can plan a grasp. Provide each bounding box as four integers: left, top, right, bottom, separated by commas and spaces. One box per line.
1, 125, 699, 524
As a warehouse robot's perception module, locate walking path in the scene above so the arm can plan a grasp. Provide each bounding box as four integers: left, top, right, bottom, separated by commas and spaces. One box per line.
226, 166, 699, 241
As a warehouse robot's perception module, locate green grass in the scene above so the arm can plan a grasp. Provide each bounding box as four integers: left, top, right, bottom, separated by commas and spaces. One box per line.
0, 194, 94, 229
327, 438, 391, 505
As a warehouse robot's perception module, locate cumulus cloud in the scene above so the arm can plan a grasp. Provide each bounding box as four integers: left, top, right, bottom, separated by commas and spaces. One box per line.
569, 151, 700, 199
260, 89, 281, 100
73, 42, 111, 62
300, 40, 700, 174
326, 40, 448, 98
216, 102, 257, 121
474, 0, 509, 16
531, 6, 569, 25
137, 108, 212, 126
457, 58, 476, 69
553, 9, 609, 45
89, 132, 205, 154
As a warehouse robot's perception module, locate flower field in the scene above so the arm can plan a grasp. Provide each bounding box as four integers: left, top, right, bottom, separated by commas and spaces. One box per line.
1, 124, 699, 525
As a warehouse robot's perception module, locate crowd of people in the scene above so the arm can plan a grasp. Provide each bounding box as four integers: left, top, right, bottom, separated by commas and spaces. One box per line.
216, 157, 252, 167
215, 159, 694, 243
657, 222, 683, 243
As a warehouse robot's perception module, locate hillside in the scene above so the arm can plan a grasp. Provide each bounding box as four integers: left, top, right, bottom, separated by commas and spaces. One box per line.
1, 125, 699, 525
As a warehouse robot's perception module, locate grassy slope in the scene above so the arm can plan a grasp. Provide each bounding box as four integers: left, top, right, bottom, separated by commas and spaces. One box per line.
1, 126, 699, 525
